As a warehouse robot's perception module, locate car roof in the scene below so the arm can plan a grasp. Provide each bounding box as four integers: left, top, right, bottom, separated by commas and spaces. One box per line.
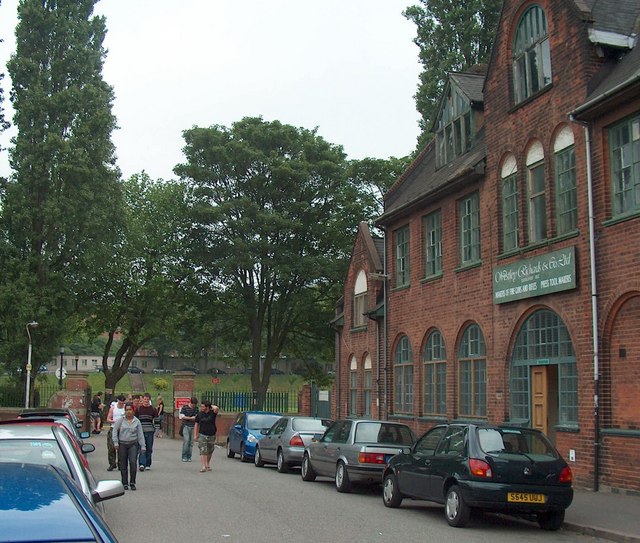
0, 420, 59, 439
0, 462, 111, 542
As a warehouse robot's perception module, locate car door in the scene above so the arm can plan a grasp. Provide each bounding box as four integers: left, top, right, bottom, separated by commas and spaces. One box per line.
314, 421, 349, 476
228, 413, 245, 453
428, 425, 467, 501
399, 425, 447, 499
260, 418, 287, 463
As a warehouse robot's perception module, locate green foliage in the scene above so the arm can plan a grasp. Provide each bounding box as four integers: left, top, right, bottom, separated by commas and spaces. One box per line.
151, 377, 169, 391
404, 0, 502, 148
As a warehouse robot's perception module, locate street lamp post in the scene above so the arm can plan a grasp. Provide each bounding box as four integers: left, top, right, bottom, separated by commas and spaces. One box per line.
25, 321, 38, 408
59, 347, 65, 388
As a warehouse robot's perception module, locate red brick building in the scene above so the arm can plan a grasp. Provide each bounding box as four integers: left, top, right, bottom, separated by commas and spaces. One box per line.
333, 0, 640, 492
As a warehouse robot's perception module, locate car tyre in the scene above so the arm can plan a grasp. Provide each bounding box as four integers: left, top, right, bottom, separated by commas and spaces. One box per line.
240, 443, 250, 463
445, 485, 471, 527
537, 510, 565, 531
335, 461, 352, 493
276, 449, 289, 473
254, 447, 265, 467
226, 441, 235, 459
301, 454, 316, 481
382, 473, 403, 508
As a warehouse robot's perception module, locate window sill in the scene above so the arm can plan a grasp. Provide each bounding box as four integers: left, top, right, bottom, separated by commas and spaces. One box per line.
455, 260, 482, 273
418, 415, 447, 423
601, 428, 640, 438
555, 425, 580, 433
497, 230, 579, 261
349, 326, 368, 334
509, 83, 553, 112
604, 211, 640, 228
421, 273, 443, 285
390, 284, 411, 293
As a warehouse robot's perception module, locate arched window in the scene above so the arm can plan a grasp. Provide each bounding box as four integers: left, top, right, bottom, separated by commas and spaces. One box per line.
458, 324, 486, 417
349, 356, 358, 416
501, 155, 519, 252
513, 5, 552, 104
527, 141, 546, 243
353, 271, 368, 328
394, 336, 413, 413
423, 330, 446, 415
363, 355, 372, 417
554, 126, 577, 234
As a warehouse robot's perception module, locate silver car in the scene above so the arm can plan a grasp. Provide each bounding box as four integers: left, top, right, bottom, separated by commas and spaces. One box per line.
254, 416, 333, 472
301, 419, 415, 493
0, 420, 124, 514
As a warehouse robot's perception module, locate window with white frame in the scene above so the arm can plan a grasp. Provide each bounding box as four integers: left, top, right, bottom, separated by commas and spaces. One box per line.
610, 113, 640, 217
349, 356, 358, 416
501, 155, 519, 252
424, 210, 442, 278
458, 324, 486, 418
395, 225, 410, 287
554, 126, 577, 234
460, 192, 480, 265
352, 270, 368, 328
527, 141, 547, 243
394, 335, 413, 413
423, 330, 447, 415
363, 355, 372, 417
513, 5, 552, 105
436, 84, 473, 168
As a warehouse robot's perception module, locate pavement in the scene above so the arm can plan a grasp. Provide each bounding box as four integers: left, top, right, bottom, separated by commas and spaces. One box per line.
86, 430, 640, 542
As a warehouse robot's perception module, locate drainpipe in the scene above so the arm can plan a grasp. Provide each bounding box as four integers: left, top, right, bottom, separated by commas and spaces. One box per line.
382, 227, 389, 420
571, 118, 600, 491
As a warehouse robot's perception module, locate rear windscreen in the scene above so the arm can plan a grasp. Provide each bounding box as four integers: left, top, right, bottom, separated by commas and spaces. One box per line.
355, 423, 413, 445
291, 418, 331, 432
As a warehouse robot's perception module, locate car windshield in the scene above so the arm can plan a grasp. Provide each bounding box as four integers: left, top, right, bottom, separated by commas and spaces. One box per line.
0, 439, 71, 474
247, 414, 281, 430
291, 418, 331, 432
355, 422, 414, 445
478, 428, 559, 460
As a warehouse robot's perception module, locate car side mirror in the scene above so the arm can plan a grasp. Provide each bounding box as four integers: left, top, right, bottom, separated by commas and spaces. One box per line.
311, 433, 323, 442
234, 424, 242, 430
260, 428, 269, 435
82, 443, 96, 455
79, 431, 90, 439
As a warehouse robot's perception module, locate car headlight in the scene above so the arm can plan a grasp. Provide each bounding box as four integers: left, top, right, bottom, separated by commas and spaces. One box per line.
246, 434, 258, 444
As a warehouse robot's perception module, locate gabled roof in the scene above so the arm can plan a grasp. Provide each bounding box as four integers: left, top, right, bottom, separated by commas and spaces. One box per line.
450, 71, 486, 105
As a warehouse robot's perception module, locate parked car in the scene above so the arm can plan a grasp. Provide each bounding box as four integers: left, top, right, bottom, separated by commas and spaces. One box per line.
270, 368, 285, 375
301, 419, 415, 493
255, 416, 333, 472
19, 408, 89, 449
181, 366, 200, 374
206, 367, 227, 375
226, 410, 282, 462
128, 366, 144, 373
0, 419, 124, 514
382, 423, 573, 530
0, 462, 120, 543
20, 407, 82, 430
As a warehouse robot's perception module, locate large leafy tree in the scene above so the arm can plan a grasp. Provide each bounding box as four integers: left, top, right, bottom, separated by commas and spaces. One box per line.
404, 0, 502, 148
77, 174, 195, 399
0, 0, 120, 399
175, 117, 368, 407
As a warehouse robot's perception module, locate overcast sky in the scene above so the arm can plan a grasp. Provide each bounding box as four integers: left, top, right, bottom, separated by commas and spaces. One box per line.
0, 0, 421, 181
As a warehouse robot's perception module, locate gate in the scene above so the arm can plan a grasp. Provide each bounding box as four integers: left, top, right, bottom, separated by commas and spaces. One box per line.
310, 382, 331, 419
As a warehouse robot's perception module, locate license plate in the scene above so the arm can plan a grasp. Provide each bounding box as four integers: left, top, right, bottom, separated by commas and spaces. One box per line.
507, 492, 546, 503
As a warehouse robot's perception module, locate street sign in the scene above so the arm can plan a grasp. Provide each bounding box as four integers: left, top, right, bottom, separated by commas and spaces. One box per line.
55, 367, 67, 380
175, 397, 190, 410
212, 377, 220, 385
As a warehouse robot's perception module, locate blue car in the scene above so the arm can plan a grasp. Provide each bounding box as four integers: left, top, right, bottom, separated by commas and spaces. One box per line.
226, 410, 281, 462
0, 462, 119, 543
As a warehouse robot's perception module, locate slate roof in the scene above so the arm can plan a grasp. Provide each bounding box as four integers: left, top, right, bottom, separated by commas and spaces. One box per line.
582, 0, 640, 37
450, 72, 485, 105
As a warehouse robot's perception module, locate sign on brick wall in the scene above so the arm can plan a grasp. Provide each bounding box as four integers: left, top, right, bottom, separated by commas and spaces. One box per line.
493, 246, 576, 304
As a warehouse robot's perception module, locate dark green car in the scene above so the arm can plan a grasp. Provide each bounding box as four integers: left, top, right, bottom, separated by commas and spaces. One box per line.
382, 423, 573, 530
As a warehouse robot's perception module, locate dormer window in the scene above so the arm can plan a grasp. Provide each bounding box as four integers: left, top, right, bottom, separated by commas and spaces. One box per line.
513, 5, 552, 104
435, 85, 473, 168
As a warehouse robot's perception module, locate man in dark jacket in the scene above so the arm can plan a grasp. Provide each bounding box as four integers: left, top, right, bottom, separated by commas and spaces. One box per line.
135, 392, 157, 471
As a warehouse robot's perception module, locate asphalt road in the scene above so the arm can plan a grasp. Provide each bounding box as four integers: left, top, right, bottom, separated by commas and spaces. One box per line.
89, 432, 603, 543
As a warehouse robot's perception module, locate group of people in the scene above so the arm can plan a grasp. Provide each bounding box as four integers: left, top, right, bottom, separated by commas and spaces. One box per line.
103, 393, 165, 490
100, 393, 219, 488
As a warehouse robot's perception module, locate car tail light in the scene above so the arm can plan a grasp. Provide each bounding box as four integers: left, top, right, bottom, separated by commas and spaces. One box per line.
469, 458, 493, 478
358, 452, 386, 464
289, 434, 304, 447
559, 466, 572, 483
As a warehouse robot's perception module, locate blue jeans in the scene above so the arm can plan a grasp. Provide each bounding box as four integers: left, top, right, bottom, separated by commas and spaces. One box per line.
138, 431, 155, 468
181, 425, 195, 461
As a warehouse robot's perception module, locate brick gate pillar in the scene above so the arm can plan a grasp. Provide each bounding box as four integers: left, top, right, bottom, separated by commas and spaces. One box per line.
172, 371, 195, 438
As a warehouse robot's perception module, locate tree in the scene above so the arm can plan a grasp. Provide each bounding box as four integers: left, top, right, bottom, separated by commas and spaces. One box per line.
0, 0, 120, 402
0, 0, 8, 144
175, 117, 369, 408
404, 0, 502, 148
77, 173, 196, 399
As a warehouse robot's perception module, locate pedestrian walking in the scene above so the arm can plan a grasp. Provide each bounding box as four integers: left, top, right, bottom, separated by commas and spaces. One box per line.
112, 402, 146, 491
179, 397, 198, 462
90, 392, 104, 434
194, 400, 219, 472
106, 394, 126, 471
155, 395, 165, 438
135, 392, 157, 471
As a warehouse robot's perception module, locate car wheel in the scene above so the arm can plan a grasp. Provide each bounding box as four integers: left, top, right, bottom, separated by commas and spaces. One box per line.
254, 447, 265, 467
445, 485, 471, 527
335, 461, 352, 493
382, 473, 403, 508
240, 443, 250, 463
537, 510, 565, 531
226, 440, 235, 459
276, 449, 289, 473
301, 454, 316, 481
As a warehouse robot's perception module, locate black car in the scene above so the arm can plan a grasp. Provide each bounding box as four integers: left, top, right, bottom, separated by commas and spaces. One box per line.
181, 366, 200, 374
206, 367, 227, 375
382, 423, 573, 530
128, 367, 144, 373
